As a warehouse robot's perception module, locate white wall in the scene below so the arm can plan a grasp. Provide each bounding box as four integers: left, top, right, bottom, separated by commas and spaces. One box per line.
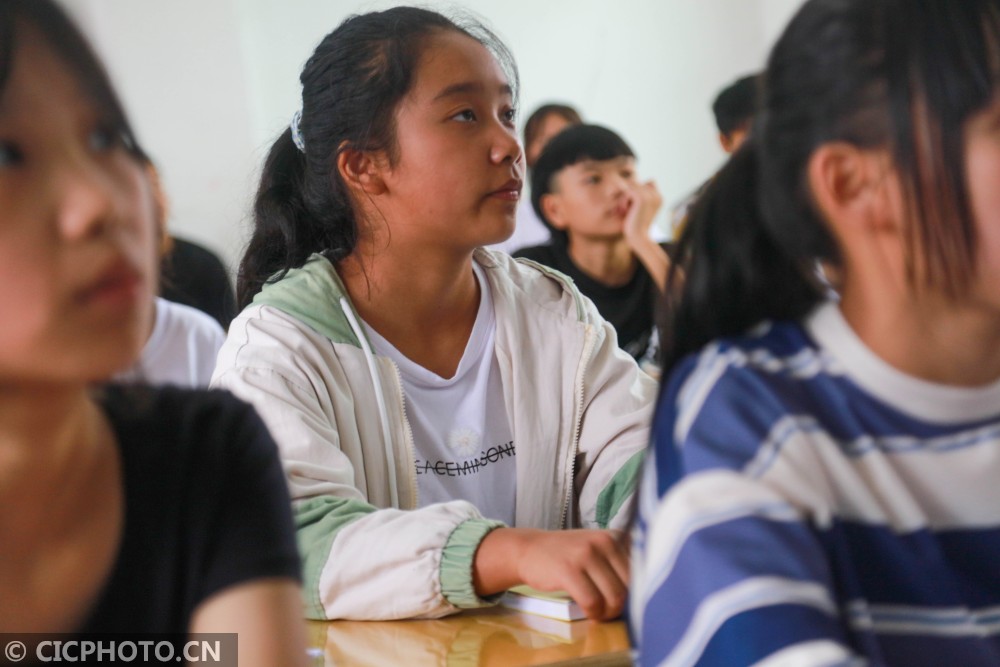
62, 0, 805, 271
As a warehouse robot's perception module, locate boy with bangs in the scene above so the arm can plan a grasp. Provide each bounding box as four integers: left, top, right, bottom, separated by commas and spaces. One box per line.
516, 124, 671, 362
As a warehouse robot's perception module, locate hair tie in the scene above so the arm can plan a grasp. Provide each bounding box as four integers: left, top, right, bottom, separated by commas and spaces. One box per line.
290, 110, 306, 152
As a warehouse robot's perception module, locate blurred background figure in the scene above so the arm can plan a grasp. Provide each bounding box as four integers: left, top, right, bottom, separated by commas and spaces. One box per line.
669, 73, 761, 238
524, 103, 583, 166
490, 103, 582, 255
712, 73, 759, 153
160, 236, 236, 330
115, 161, 226, 387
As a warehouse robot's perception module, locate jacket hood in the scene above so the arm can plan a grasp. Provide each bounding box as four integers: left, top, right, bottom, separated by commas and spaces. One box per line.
253, 253, 365, 347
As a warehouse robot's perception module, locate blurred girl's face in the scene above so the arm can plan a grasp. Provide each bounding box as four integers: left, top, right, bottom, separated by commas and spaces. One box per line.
0, 28, 156, 386
526, 113, 572, 167
962, 97, 1000, 310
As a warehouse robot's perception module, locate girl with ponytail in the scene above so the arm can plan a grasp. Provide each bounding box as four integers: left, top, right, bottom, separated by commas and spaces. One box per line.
633, 0, 1000, 664
213, 7, 655, 621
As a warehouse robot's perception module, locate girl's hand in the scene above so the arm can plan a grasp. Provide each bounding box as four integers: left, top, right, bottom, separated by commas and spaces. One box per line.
623, 180, 664, 248
473, 528, 630, 621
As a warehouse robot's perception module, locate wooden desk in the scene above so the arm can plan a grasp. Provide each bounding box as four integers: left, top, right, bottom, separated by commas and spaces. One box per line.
307, 606, 632, 666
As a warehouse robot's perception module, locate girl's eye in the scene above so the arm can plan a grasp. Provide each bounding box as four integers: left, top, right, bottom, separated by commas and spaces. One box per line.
502, 108, 517, 124
621, 170, 635, 180
88, 126, 124, 153
586, 175, 601, 185
452, 109, 477, 123
0, 141, 24, 168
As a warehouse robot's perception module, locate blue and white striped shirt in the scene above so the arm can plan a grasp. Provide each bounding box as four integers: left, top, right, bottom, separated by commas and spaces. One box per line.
632, 302, 1000, 666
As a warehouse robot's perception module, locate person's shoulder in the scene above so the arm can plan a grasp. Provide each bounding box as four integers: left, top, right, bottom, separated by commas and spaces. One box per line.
512, 243, 558, 264
101, 384, 253, 427
169, 236, 228, 271
672, 318, 821, 401
157, 298, 226, 340
102, 385, 273, 464
657, 319, 829, 469
476, 247, 594, 325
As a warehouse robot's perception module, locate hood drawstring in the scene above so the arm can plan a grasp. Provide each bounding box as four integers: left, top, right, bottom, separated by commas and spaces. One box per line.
339, 297, 399, 508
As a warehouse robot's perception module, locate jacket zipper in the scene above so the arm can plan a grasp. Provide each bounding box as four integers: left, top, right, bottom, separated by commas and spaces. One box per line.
387, 358, 419, 509
559, 325, 596, 528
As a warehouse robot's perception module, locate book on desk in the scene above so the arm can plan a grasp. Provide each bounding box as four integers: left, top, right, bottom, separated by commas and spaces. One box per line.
500, 586, 586, 622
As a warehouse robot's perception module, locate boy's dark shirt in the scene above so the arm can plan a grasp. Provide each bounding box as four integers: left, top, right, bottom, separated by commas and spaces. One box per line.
515, 240, 666, 360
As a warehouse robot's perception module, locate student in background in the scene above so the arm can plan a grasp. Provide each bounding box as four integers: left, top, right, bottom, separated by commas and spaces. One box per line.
633, 0, 1000, 665
149, 169, 236, 331
115, 294, 225, 387
710, 73, 758, 154
160, 236, 236, 330
516, 125, 669, 363
0, 2, 306, 661
489, 103, 582, 255
524, 103, 583, 166
116, 162, 225, 387
213, 7, 654, 622
669, 72, 760, 238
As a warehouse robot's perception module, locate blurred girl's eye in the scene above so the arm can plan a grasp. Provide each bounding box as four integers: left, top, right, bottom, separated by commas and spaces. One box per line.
621, 169, 635, 180
501, 107, 517, 125
88, 125, 124, 153
452, 109, 477, 122
0, 141, 24, 168
586, 174, 601, 185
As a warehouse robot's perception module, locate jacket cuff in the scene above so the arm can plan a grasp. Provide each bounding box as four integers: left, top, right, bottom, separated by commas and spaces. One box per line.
440, 518, 505, 609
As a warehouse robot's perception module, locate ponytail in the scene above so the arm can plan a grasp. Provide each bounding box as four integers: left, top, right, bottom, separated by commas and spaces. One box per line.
662, 141, 822, 374
236, 129, 356, 309
663, 0, 1000, 374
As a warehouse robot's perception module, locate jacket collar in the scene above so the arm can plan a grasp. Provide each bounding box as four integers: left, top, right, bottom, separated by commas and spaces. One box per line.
253, 253, 368, 347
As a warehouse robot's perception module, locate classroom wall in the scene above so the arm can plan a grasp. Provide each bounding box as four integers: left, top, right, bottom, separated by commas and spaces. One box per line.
61, 0, 806, 273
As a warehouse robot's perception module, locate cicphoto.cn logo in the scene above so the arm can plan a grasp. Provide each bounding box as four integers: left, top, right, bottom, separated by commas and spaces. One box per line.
1, 634, 237, 666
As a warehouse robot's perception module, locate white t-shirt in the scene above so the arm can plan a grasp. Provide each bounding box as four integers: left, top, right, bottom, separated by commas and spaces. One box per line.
116, 297, 226, 387
362, 265, 516, 524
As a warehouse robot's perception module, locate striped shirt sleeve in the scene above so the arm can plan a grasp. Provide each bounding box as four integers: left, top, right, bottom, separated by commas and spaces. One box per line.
631, 349, 862, 667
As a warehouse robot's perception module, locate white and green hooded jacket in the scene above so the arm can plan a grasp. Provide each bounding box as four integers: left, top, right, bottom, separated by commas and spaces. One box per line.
211, 248, 656, 620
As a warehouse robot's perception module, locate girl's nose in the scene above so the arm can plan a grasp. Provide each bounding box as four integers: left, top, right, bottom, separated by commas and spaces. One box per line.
54, 155, 120, 241
490, 126, 523, 166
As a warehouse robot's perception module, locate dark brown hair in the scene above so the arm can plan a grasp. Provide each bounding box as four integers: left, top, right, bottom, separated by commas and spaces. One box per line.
665, 0, 1000, 372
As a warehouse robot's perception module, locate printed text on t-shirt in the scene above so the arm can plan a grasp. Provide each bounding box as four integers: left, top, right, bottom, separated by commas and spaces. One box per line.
415, 441, 516, 477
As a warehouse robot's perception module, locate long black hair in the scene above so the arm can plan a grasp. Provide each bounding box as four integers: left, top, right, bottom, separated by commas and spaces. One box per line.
237, 7, 519, 308
0, 0, 143, 160
663, 0, 1000, 373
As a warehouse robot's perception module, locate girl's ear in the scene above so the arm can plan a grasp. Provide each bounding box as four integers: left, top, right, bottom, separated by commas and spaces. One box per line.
337, 147, 387, 196
808, 143, 899, 237
540, 193, 569, 231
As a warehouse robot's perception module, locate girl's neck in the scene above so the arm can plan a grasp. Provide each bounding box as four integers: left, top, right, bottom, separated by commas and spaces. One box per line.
0, 383, 123, 634
0, 384, 106, 503
566, 236, 636, 286
337, 243, 481, 378
839, 280, 1000, 387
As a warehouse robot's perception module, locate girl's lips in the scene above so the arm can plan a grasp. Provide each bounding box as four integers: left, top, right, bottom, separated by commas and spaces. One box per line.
489, 179, 523, 200
77, 259, 144, 309
490, 189, 521, 201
